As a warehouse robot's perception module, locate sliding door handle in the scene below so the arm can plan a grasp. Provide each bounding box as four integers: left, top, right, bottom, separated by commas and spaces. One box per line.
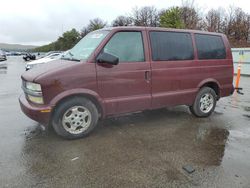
145, 71, 151, 81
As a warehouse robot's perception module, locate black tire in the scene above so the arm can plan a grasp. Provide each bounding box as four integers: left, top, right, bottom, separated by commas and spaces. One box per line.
52, 97, 99, 139
189, 87, 217, 118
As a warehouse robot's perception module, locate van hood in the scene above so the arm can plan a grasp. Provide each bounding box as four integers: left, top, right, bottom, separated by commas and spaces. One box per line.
22, 59, 79, 82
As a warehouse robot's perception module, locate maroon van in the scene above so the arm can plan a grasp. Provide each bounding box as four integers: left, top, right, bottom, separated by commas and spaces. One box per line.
19, 27, 234, 139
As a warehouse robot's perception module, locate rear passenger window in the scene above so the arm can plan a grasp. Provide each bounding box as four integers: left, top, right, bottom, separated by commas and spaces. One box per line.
150, 31, 194, 61
195, 34, 226, 59
103, 32, 145, 62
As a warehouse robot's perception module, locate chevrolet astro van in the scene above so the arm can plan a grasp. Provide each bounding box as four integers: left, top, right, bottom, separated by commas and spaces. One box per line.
19, 27, 234, 139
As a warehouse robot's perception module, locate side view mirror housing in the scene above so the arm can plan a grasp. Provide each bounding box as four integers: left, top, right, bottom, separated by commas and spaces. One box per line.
97, 52, 119, 65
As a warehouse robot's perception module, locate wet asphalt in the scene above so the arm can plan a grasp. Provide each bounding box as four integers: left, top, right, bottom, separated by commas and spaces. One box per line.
0, 57, 250, 188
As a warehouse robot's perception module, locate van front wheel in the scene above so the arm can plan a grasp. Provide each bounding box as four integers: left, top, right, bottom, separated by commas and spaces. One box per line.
52, 97, 99, 139
189, 87, 217, 118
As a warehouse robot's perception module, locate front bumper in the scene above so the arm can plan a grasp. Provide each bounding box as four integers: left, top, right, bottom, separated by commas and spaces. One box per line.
19, 94, 52, 125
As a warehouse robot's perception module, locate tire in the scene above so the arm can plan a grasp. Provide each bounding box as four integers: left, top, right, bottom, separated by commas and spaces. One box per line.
189, 87, 217, 118
52, 97, 99, 139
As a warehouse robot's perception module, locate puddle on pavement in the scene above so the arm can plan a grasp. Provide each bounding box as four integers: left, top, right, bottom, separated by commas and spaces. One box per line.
196, 126, 229, 165
23, 125, 46, 140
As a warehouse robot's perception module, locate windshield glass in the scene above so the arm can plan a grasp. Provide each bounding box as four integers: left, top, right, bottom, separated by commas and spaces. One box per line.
62, 30, 110, 62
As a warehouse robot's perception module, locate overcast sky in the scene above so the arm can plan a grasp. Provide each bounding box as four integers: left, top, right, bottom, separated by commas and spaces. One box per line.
0, 0, 249, 46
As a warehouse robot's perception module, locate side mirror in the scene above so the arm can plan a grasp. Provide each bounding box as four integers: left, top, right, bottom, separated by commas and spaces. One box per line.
97, 52, 119, 65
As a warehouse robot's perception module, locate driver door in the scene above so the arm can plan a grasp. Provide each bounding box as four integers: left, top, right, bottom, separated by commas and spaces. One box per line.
96, 31, 151, 116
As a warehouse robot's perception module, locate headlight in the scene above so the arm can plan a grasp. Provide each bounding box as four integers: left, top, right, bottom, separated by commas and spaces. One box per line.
23, 82, 44, 104
27, 95, 44, 104
26, 82, 42, 91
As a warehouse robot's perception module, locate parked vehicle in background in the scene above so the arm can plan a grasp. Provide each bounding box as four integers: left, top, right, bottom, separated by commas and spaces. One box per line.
19, 27, 234, 139
39, 51, 63, 58
5, 51, 12, 56
0, 50, 7, 61
25, 52, 63, 70
10, 51, 23, 56
23, 53, 36, 61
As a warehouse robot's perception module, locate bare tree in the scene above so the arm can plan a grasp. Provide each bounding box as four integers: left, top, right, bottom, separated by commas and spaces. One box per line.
131, 6, 160, 27
80, 27, 89, 38
246, 16, 250, 42
205, 9, 225, 33
87, 18, 107, 31
180, 6, 200, 29
232, 8, 250, 41
81, 18, 107, 38
223, 7, 250, 46
180, 0, 201, 29
112, 16, 132, 27
224, 6, 235, 36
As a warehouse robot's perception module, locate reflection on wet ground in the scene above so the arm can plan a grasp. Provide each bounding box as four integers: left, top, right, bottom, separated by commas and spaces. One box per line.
0, 57, 250, 187
0, 64, 7, 74
20, 108, 230, 187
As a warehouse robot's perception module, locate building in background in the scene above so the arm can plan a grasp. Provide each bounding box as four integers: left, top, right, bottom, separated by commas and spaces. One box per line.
232, 48, 250, 76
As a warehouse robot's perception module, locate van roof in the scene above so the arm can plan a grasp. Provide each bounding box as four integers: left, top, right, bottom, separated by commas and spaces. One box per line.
100, 26, 224, 36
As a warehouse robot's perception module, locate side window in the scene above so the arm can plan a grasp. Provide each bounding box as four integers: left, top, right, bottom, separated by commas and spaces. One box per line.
195, 34, 226, 59
150, 31, 194, 61
103, 32, 145, 62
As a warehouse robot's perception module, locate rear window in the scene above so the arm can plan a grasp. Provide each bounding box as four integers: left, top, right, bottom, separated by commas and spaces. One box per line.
150, 31, 194, 61
195, 34, 226, 60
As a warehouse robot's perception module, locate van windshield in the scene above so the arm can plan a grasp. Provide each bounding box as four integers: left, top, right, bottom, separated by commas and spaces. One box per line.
61, 30, 110, 62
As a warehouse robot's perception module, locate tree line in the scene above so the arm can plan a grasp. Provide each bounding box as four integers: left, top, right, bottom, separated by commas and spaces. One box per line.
34, 2, 250, 52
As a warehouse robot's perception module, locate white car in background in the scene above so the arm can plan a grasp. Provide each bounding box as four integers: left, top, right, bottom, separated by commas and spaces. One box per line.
25, 52, 62, 70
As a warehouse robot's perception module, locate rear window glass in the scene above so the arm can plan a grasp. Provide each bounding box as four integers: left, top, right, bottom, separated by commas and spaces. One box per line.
195, 34, 226, 60
150, 31, 194, 61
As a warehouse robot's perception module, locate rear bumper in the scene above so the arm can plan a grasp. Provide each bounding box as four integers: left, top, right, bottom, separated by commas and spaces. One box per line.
19, 94, 52, 125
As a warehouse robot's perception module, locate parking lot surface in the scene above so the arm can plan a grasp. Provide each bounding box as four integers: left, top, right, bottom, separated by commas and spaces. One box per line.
0, 57, 250, 188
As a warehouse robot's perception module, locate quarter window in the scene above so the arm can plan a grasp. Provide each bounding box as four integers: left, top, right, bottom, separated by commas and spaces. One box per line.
195, 34, 226, 59
150, 31, 194, 61
103, 32, 145, 62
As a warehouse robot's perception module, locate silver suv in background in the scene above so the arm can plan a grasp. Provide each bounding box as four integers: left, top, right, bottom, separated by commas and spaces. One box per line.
0, 50, 7, 61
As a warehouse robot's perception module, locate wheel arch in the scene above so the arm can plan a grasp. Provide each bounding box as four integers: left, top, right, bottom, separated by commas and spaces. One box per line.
50, 89, 105, 119
198, 79, 221, 99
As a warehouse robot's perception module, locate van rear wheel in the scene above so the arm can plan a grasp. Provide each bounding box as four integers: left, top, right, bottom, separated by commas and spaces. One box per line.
189, 87, 217, 118
52, 97, 99, 139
